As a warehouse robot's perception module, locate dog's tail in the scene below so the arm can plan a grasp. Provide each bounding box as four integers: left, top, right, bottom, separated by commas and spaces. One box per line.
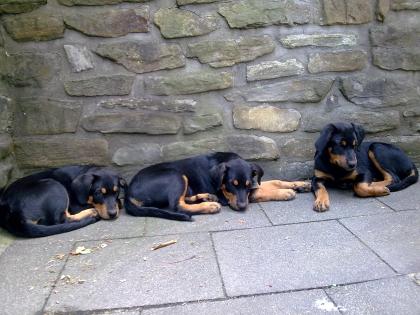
387, 166, 419, 192
124, 198, 192, 221
6, 216, 97, 238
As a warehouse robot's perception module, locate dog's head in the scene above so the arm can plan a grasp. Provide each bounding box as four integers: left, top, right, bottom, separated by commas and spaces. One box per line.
210, 158, 263, 212
71, 169, 126, 220
315, 122, 365, 171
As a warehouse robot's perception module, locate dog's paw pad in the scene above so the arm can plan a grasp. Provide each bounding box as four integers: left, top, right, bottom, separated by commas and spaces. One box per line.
295, 182, 312, 193
283, 189, 297, 200
313, 200, 329, 212
205, 194, 219, 202
207, 202, 222, 213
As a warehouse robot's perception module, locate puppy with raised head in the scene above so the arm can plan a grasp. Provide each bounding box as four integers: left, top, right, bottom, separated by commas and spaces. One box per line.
125, 152, 311, 221
0, 165, 126, 237
312, 122, 418, 212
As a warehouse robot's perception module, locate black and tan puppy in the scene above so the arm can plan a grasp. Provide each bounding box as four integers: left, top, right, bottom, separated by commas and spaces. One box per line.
125, 152, 310, 221
312, 122, 418, 212
0, 165, 125, 237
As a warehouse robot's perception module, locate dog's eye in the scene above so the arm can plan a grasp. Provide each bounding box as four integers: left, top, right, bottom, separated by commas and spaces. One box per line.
245, 180, 251, 188
340, 140, 347, 147
232, 179, 239, 186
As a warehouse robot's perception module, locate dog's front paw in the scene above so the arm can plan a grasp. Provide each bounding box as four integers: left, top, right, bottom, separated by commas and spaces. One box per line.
294, 181, 312, 193
313, 198, 330, 212
207, 202, 222, 213
204, 193, 219, 202
279, 189, 297, 201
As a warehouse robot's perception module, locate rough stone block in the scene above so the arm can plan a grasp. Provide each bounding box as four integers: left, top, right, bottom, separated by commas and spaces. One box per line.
0, 96, 12, 133
64, 45, 94, 73
99, 98, 196, 113
187, 36, 275, 68
14, 136, 109, 168
82, 111, 182, 135
0, 135, 12, 160
14, 98, 82, 136
308, 50, 367, 73
303, 108, 400, 133
2, 10, 64, 42
340, 75, 420, 108
145, 70, 233, 95
246, 59, 304, 81
64, 75, 134, 96
59, 0, 149, 5
95, 41, 185, 74
177, 0, 218, 4
154, 8, 217, 39
391, 0, 420, 10
183, 113, 223, 134
0, 0, 46, 14
0, 51, 59, 88
225, 78, 334, 103
64, 7, 149, 37
370, 12, 420, 70
233, 105, 301, 132
279, 33, 357, 48
321, 0, 373, 25
112, 144, 161, 166
218, 0, 313, 29
162, 135, 280, 161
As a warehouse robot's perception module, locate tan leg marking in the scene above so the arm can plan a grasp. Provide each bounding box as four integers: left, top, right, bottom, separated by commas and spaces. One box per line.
259, 180, 311, 192
251, 184, 296, 202
368, 150, 393, 187
313, 183, 330, 212
65, 208, 98, 222
185, 193, 218, 203
178, 175, 221, 214
354, 182, 390, 197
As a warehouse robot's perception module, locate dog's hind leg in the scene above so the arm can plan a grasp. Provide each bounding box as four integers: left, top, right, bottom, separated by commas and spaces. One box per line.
177, 176, 221, 214
65, 208, 98, 222
185, 193, 218, 203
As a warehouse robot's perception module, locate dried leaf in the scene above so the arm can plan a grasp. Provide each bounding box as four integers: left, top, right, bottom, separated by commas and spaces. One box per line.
71, 246, 92, 256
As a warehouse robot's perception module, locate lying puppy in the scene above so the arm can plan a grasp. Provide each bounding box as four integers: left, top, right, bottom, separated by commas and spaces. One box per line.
0, 165, 125, 237
125, 152, 310, 221
312, 122, 418, 212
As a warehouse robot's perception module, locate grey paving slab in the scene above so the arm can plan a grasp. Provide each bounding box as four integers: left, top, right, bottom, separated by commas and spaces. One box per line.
212, 221, 395, 297
326, 276, 420, 315
45, 233, 224, 312
14, 213, 146, 245
142, 289, 340, 315
261, 189, 392, 225
340, 211, 420, 274
0, 241, 73, 315
145, 203, 271, 236
377, 181, 420, 211
0, 228, 16, 256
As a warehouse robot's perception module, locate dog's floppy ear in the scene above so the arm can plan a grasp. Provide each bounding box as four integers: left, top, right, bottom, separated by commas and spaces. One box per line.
250, 163, 264, 188
210, 163, 227, 189
71, 173, 95, 204
315, 123, 336, 158
351, 123, 365, 147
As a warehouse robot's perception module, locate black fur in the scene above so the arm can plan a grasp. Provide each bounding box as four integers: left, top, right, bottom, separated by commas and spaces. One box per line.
312, 122, 418, 212
125, 152, 264, 221
0, 165, 124, 238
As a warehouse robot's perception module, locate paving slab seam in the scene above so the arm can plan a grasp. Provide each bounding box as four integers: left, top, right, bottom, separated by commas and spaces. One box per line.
322, 288, 345, 314
41, 274, 409, 315
336, 219, 400, 275
209, 232, 229, 298
257, 202, 275, 225
374, 197, 397, 212
41, 241, 79, 314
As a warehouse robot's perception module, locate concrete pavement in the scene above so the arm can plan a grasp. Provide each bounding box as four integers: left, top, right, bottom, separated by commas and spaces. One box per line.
0, 182, 419, 314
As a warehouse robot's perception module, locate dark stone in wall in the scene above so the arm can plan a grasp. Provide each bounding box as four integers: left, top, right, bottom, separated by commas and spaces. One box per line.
14, 136, 110, 168
95, 41, 185, 74
2, 10, 64, 42
14, 98, 82, 136
58, 0, 149, 5
0, 0, 46, 14
64, 75, 135, 96
64, 7, 149, 37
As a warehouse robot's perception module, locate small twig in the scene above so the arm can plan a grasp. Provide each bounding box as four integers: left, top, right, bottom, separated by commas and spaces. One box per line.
151, 239, 177, 251
166, 255, 197, 264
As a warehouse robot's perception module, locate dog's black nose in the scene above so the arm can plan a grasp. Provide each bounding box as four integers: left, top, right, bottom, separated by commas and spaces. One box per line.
348, 161, 357, 169
237, 202, 248, 211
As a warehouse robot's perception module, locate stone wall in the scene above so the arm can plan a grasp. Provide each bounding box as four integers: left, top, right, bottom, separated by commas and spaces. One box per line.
0, 0, 420, 181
